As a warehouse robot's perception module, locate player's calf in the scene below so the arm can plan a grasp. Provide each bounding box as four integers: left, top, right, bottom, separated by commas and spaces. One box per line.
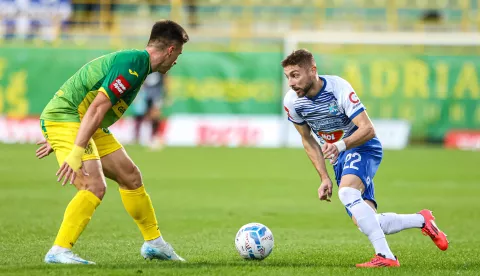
375, 212, 424, 235
102, 149, 171, 252
46, 160, 106, 259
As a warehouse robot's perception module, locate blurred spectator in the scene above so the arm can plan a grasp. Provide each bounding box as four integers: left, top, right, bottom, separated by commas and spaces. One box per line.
132, 72, 169, 150
0, 0, 16, 39
421, 9, 444, 31
185, 0, 198, 29
1, 0, 72, 41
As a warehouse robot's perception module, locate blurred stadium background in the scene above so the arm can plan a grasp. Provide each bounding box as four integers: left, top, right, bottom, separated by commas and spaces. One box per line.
1, 1, 480, 275
0, 0, 479, 148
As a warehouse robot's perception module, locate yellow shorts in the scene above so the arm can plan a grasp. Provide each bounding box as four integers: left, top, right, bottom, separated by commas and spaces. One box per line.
40, 119, 123, 166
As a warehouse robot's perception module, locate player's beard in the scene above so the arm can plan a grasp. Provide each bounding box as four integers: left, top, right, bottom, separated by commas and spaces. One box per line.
303, 80, 314, 96
295, 80, 314, 97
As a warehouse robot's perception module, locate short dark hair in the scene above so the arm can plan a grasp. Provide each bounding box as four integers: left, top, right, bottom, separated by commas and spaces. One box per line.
281, 49, 315, 68
148, 20, 189, 48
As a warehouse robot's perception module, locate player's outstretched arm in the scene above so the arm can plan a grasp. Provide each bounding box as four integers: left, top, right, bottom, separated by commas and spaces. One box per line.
56, 92, 112, 185
294, 123, 333, 202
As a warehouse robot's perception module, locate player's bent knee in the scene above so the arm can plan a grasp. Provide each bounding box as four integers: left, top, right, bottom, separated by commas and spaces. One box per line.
87, 179, 107, 200
73, 173, 107, 200
338, 174, 365, 191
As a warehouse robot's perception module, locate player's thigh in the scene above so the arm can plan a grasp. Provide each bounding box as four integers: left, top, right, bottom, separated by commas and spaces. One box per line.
40, 120, 100, 166
40, 120, 107, 197
101, 147, 143, 190
338, 149, 380, 194
338, 174, 365, 191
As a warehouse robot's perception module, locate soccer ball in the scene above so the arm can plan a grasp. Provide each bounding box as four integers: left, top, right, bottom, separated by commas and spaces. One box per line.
235, 222, 274, 260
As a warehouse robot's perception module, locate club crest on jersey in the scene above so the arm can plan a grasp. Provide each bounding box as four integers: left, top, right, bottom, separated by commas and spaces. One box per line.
318, 130, 344, 143
328, 101, 340, 115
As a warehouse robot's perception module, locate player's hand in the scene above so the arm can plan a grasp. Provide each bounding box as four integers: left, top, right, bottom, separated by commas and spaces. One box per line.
36, 139, 53, 159
56, 162, 89, 186
322, 143, 339, 164
318, 178, 333, 202
56, 145, 89, 185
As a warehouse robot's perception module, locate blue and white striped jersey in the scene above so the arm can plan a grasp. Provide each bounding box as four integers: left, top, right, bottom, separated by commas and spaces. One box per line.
284, 75, 365, 144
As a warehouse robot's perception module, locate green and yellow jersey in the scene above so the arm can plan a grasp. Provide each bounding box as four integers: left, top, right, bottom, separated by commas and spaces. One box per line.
41, 49, 152, 128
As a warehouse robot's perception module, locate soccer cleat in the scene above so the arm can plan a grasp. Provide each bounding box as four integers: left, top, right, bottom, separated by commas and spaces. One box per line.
356, 254, 400, 268
418, 209, 449, 251
141, 242, 185, 261
44, 250, 96, 265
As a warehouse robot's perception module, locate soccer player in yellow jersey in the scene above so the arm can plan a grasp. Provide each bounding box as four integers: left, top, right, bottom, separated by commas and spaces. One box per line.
35, 20, 189, 264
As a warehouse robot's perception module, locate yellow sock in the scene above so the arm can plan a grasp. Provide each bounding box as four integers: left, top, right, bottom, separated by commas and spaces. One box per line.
120, 185, 161, 240
54, 190, 101, 248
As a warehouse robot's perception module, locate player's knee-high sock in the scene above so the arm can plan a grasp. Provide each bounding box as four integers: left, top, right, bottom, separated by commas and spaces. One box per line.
54, 190, 101, 249
338, 187, 396, 260
376, 213, 425, 234
120, 185, 161, 241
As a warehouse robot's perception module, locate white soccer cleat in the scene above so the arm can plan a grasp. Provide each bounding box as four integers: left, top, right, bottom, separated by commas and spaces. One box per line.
141, 242, 185, 261
44, 250, 96, 265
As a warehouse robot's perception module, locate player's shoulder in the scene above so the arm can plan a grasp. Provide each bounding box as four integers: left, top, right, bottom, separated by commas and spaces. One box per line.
283, 89, 299, 107
113, 49, 149, 65
114, 49, 148, 58
321, 75, 353, 96
321, 75, 350, 88
112, 49, 150, 75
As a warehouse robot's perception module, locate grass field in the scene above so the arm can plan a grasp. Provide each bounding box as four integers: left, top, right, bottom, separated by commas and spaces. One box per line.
0, 144, 478, 275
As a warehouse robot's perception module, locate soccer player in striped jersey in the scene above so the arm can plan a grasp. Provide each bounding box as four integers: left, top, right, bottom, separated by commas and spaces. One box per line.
282, 49, 449, 267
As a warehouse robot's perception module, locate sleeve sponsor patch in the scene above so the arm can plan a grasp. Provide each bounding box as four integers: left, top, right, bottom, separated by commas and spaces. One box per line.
349, 91, 360, 104
109, 75, 131, 98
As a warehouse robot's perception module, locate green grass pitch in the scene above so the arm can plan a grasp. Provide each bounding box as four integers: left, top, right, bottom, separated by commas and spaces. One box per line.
0, 144, 478, 275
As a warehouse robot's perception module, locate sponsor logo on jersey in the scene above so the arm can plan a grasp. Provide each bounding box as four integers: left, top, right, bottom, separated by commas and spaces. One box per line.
112, 99, 129, 118
128, 69, 139, 77
317, 130, 344, 143
109, 75, 130, 98
349, 92, 359, 104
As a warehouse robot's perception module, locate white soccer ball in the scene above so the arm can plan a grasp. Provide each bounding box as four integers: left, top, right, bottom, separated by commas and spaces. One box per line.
235, 222, 274, 260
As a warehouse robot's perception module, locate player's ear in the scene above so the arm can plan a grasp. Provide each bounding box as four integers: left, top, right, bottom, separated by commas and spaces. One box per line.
167, 45, 175, 56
